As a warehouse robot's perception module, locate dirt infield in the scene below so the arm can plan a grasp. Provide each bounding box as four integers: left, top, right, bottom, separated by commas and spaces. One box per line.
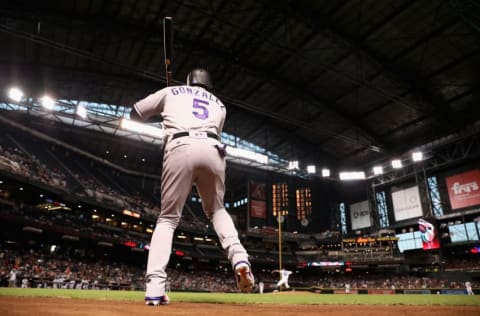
1, 297, 479, 316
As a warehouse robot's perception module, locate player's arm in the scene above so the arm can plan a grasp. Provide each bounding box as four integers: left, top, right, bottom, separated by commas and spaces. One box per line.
131, 89, 168, 121
218, 104, 226, 133
129, 107, 143, 121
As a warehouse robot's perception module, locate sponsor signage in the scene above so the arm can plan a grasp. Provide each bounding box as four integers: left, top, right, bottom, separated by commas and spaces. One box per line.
392, 186, 423, 221
123, 209, 141, 218
350, 200, 371, 230
342, 237, 398, 243
250, 200, 266, 218
470, 246, 480, 254
368, 289, 394, 294
299, 261, 344, 267
334, 289, 358, 294
250, 182, 266, 200
249, 182, 267, 219
440, 289, 467, 295
123, 241, 137, 248
403, 289, 430, 294
445, 170, 480, 210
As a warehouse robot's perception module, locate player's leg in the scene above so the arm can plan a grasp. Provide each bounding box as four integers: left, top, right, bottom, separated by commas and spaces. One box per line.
194, 143, 253, 292
145, 145, 193, 305
277, 279, 283, 288
194, 144, 248, 265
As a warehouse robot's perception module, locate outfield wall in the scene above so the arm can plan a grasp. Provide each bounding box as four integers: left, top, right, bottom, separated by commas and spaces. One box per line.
296, 287, 478, 295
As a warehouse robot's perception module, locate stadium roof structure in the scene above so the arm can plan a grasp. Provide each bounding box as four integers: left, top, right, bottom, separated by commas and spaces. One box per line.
0, 0, 478, 174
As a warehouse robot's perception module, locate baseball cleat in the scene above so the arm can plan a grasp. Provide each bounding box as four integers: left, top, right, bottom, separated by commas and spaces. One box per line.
234, 262, 255, 293
145, 294, 170, 306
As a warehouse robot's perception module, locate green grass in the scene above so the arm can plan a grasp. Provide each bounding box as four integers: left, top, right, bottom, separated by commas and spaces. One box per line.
0, 288, 478, 306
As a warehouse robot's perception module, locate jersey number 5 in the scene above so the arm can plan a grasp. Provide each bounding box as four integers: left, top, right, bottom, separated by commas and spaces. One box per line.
192, 98, 209, 120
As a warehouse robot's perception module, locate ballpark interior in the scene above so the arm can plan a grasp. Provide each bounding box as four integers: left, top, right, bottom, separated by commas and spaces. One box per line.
0, 0, 479, 296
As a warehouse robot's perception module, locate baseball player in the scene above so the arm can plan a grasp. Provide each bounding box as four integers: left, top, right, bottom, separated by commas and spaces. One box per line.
272, 268, 292, 289
345, 282, 351, 294
8, 268, 17, 288
130, 68, 255, 306
258, 281, 264, 294
465, 281, 474, 295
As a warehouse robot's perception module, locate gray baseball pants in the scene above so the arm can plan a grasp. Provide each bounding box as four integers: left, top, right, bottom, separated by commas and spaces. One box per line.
145, 137, 249, 297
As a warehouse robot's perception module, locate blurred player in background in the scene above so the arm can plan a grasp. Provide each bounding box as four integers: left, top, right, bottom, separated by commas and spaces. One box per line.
130, 68, 255, 306
272, 268, 292, 290
258, 281, 264, 294
8, 268, 17, 288
345, 282, 351, 294
465, 281, 474, 295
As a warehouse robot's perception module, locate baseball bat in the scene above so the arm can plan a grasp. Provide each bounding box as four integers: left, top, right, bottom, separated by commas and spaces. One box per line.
163, 16, 173, 86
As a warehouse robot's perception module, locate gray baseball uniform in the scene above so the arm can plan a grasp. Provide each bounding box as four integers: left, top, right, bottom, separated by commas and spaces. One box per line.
133, 84, 250, 298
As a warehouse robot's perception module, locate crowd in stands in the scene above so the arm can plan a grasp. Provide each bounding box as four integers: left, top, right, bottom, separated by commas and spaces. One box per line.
0, 199, 151, 249
0, 195, 209, 249
0, 247, 239, 292
0, 145, 68, 191
297, 273, 479, 290
1, 246, 478, 292
0, 247, 145, 290
167, 268, 237, 292
75, 175, 161, 219
1, 144, 214, 231
443, 258, 480, 272
1, 139, 479, 294
0, 144, 163, 220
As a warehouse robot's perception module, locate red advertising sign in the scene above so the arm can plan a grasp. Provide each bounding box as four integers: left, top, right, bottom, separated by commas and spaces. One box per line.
250, 199, 266, 219
249, 182, 267, 219
250, 182, 266, 200
446, 170, 480, 210
123, 241, 138, 248
368, 289, 394, 294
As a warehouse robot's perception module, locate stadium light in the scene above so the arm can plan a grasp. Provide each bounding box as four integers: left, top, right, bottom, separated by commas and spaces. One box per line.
412, 151, 423, 162
40, 95, 55, 110
120, 118, 164, 138
339, 171, 366, 180
373, 166, 383, 175
391, 159, 402, 169
226, 146, 269, 164
76, 103, 87, 119
8, 87, 23, 102
321, 168, 330, 177
307, 165, 316, 174
288, 160, 299, 170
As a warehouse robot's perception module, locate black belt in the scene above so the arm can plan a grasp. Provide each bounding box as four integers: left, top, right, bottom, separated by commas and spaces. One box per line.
171, 131, 220, 141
